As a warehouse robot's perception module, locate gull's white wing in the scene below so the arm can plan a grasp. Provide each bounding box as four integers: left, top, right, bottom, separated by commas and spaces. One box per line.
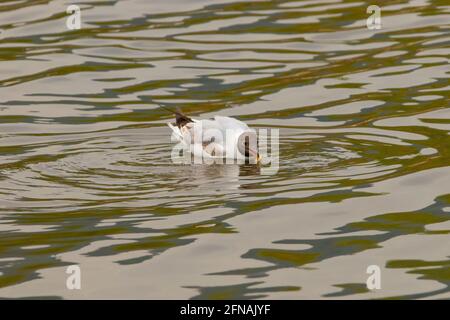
182, 119, 227, 158
167, 116, 252, 159
214, 116, 251, 132
188, 119, 224, 143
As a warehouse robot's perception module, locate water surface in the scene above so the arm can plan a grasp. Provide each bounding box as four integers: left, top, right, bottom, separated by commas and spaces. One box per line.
0, 0, 449, 299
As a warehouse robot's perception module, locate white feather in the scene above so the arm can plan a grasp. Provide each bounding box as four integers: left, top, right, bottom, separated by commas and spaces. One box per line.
167, 116, 254, 160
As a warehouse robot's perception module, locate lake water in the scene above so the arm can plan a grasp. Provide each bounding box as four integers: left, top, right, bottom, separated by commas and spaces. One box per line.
0, 0, 449, 299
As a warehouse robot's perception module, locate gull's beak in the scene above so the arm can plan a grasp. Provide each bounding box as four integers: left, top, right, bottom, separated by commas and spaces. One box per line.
248, 148, 261, 163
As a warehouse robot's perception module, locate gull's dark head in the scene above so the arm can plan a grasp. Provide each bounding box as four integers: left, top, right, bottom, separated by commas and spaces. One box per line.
237, 131, 261, 163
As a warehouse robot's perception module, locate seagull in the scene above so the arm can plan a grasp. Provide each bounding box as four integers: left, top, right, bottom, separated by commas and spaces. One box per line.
163, 107, 261, 164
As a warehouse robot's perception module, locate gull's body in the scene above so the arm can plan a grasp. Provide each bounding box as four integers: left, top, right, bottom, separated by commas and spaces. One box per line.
165, 109, 260, 162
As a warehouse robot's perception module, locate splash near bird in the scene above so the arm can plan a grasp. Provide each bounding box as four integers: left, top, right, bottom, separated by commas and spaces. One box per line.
162, 107, 261, 164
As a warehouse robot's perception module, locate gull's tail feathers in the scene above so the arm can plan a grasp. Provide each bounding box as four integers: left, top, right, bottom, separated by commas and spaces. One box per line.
160, 106, 193, 128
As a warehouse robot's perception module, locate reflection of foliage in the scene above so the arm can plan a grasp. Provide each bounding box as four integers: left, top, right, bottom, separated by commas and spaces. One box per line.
324, 283, 370, 298
385, 259, 450, 299
211, 194, 450, 299
186, 281, 300, 300
0, 0, 449, 300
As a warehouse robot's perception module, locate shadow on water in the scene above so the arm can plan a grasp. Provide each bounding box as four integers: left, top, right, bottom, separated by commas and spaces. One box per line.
0, 0, 449, 299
